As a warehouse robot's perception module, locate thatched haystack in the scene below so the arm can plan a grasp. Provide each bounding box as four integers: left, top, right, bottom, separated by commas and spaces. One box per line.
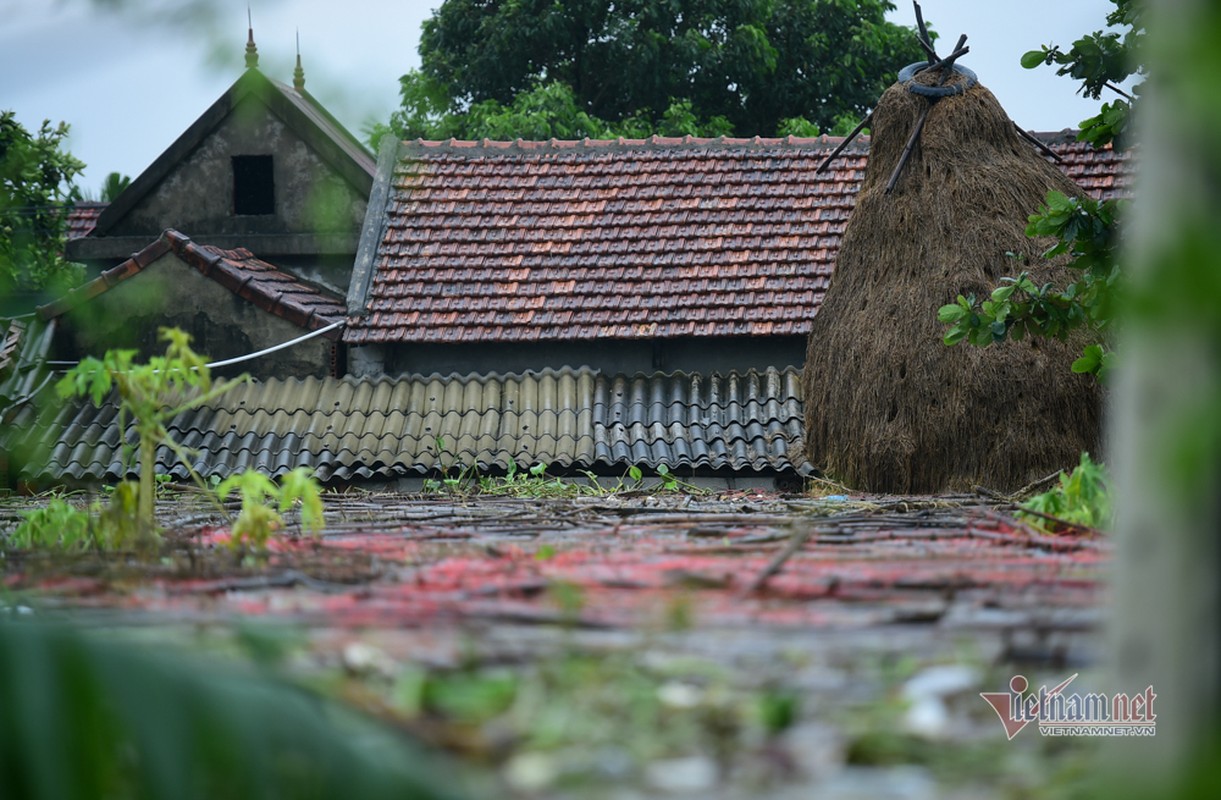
802, 67, 1102, 493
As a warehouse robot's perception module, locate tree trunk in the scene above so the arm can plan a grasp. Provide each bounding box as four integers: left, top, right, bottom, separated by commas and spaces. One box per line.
1108, 0, 1221, 789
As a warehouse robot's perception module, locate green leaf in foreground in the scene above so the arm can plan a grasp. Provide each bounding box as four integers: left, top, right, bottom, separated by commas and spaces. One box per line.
0, 623, 469, 800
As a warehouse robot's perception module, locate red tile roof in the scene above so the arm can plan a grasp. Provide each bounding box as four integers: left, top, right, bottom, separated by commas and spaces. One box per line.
39, 229, 345, 336
345, 133, 1133, 346
66, 202, 106, 239
0, 318, 22, 375
1043, 132, 1132, 201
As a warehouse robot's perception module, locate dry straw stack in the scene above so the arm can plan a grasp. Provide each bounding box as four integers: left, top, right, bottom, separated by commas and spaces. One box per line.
802, 67, 1102, 493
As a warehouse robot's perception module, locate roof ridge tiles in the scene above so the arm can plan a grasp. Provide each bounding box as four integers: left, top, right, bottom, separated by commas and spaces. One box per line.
401, 134, 862, 156
397, 129, 1108, 159
36, 236, 172, 320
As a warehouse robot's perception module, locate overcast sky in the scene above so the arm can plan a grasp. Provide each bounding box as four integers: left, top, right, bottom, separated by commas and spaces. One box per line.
1, 0, 1123, 190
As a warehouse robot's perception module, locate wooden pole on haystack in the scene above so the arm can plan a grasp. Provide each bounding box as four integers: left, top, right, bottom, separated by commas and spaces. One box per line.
884, 23, 970, 194
815, 114, 874, 173
814, 2, 1060, 176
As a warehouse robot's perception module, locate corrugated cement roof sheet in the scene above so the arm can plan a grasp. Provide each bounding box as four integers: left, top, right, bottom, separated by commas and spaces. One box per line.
4, 367, 806, 482
0, 316, 56, 410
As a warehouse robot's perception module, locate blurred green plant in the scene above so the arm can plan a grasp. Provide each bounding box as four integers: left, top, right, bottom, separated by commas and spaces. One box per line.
8, 497, 91, 550
423, 456, 606, 498
480, 460, 575, 497
420, 460, 704, 498
1020, 451, 1112, 532
0, 623, 468, 800
98, 171, 131, 203
385, 648, 793, 791
55, 327, 248, 546
7, 483, 146, 552
421, 436, 704, 497
215, 467, 326, 548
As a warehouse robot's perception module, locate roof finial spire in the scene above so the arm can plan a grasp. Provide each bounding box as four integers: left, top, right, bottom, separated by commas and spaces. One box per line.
293, 28, 305, 91
245, 6, 259, 69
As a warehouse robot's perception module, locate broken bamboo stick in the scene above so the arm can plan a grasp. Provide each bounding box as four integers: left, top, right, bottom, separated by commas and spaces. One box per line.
815, 112, 874, 173
1012, 122, 1064, 162
885, 102, 932, 194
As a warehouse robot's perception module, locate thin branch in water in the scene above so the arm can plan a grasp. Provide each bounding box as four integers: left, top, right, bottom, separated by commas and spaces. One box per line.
741, 524, 815, 594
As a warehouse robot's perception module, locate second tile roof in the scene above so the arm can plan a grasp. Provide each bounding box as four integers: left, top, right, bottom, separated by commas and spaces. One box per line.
345, 134, 1132, 345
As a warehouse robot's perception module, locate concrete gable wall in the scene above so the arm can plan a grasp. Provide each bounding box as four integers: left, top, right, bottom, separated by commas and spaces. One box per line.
107, 95, 367, 240
52, 253, 332, 380
351, 336, 808, 378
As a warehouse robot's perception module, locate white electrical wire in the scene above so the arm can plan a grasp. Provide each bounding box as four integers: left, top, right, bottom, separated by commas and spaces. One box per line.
43, 319, 346, 370
202, 319, 345, 369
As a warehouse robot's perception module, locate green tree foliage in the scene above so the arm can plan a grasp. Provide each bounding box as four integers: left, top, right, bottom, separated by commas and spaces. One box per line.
388, 0, 925, 141
940, 0, 1141, 378
1020, 0, 1144, 148
99, 171, 132, 202
0, 111, 85, 293
0, 623, 467, 800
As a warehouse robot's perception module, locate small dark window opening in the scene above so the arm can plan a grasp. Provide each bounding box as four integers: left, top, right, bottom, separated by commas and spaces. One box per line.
232, 155, 275, 215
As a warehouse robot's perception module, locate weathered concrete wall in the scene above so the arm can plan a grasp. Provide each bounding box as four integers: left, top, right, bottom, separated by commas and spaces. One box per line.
378, 336, 807, 376
109, 95, 367, 243
347, 344, 387, 378
273, 254, 353, 297
53, 253, 332, 380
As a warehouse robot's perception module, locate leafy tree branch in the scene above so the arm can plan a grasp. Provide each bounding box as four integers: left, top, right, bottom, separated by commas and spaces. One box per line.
940, 0, 1141, 379
1020, 0, 1145, 148
939, 191, 1125, 379
56, 328, 249, 545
